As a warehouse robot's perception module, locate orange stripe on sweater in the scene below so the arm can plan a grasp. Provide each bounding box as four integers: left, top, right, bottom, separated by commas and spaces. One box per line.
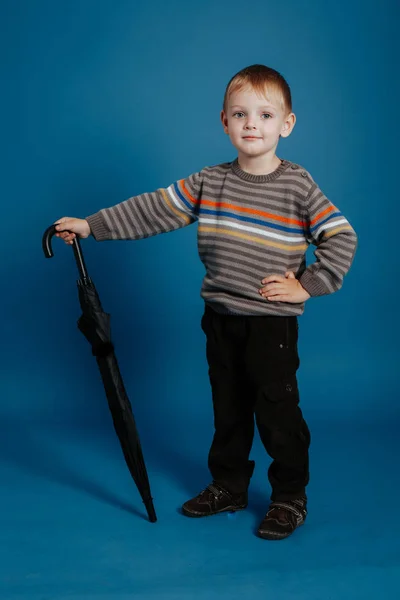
180, 180, 197, 204
202, 200, 305, 226
179, 180, 305, 227
310, 205, 336, 226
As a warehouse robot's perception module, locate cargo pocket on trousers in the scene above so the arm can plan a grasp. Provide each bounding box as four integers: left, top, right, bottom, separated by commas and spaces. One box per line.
267, 375, 299, 403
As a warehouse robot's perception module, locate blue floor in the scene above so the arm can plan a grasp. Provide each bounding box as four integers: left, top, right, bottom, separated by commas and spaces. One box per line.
0, 414, 398, 599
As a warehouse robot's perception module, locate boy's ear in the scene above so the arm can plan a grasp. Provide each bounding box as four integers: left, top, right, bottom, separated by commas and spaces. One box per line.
280, 112, 296, 138
220, 110, 229, 134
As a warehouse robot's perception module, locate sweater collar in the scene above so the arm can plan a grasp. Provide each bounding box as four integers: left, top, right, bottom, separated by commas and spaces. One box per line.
231, 158, 291, 183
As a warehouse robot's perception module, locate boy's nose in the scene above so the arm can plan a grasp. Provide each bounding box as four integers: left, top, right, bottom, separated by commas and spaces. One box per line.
245, 122, 257, 129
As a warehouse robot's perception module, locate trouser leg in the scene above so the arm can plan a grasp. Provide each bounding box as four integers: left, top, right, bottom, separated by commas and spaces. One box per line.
202, 306, 255, 494
245, 315, 310, 501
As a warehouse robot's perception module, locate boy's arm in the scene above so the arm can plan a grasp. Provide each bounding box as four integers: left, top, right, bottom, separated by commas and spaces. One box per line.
298, 182, 358, 296
85, 171, 203, 241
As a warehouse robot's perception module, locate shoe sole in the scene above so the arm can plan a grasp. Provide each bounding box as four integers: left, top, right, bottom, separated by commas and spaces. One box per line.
181, 504, 247, 518
257, 520, 305, 540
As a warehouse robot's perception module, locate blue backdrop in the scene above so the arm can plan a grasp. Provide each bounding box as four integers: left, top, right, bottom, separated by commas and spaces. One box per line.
2, 0, 396, 432
1, 1, 399, 598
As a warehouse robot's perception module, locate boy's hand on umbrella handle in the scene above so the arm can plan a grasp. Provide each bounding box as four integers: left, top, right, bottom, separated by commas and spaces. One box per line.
54, 217, 91, 245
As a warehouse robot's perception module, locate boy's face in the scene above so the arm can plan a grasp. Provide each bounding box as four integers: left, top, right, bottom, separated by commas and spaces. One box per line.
221, 86, 295, 161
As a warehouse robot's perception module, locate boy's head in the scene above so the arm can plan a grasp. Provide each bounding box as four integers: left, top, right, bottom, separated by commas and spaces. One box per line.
221, 65, 296, 161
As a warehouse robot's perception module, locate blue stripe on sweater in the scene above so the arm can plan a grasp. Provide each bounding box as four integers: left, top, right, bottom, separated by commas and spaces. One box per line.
173, 182, 193, 211
173, 181, 343, 236
199, 208, 305, 234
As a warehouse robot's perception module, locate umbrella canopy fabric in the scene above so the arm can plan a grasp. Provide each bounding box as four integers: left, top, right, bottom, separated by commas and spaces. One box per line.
42, 225, 157, 522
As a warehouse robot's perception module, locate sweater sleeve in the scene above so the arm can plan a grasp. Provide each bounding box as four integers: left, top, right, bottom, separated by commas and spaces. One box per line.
299, 182, 358, 296
85, 170, 203, 241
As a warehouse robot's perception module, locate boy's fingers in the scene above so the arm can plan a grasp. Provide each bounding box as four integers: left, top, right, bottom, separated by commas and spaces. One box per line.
56, 223, 72, 232
260, 283, 281, 293
54, 217, 76, 232
260, 287, 284, 297
267, 294, 290, 302
285, 271, 296, 279
54, 217, 70, 226
58, 231, 76, 242
260, 282, 288, 292
261, 275, 285, 284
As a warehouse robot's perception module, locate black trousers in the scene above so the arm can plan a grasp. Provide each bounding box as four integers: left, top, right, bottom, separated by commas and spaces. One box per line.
202, 304, 310, 502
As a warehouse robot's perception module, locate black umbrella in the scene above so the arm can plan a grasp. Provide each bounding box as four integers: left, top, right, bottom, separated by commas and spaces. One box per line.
42, 225, 157, 522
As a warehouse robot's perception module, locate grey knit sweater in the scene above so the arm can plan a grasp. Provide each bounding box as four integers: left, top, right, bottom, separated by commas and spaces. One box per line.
86, 159, 357, 316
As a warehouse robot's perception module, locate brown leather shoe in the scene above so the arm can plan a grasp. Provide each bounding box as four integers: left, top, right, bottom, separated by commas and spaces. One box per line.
257, 497, 307, 540
182, 482, 248, 517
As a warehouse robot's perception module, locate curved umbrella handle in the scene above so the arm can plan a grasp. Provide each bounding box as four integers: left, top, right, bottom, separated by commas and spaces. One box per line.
42, 224, 90, 283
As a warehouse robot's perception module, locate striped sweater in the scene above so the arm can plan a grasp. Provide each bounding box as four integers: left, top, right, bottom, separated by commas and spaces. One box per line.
85, 158, 357, 316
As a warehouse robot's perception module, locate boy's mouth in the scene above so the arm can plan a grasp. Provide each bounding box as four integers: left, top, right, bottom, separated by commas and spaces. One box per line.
243, 136, 262, 139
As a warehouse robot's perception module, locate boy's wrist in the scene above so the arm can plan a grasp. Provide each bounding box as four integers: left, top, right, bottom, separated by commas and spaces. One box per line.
298, 282, 311, 301
83, 219, 92, 236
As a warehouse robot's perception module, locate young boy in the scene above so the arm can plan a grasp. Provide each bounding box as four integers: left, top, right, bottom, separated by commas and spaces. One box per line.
55, 65, 357, 540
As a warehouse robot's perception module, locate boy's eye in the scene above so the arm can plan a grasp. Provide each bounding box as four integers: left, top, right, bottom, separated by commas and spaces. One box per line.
262, 113, 272, 119
233, 112, 245, 118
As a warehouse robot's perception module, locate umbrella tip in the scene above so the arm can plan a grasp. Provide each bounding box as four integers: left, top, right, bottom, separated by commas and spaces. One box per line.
143, 499, 157, 523
147, 505, 157, 523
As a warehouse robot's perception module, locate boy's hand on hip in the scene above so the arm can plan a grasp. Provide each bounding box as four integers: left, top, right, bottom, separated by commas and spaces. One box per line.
259, 271, 311, 303
54, 217, 91, 245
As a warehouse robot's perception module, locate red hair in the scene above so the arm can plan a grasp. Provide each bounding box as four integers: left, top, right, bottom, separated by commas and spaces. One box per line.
223, 64, 292, 115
